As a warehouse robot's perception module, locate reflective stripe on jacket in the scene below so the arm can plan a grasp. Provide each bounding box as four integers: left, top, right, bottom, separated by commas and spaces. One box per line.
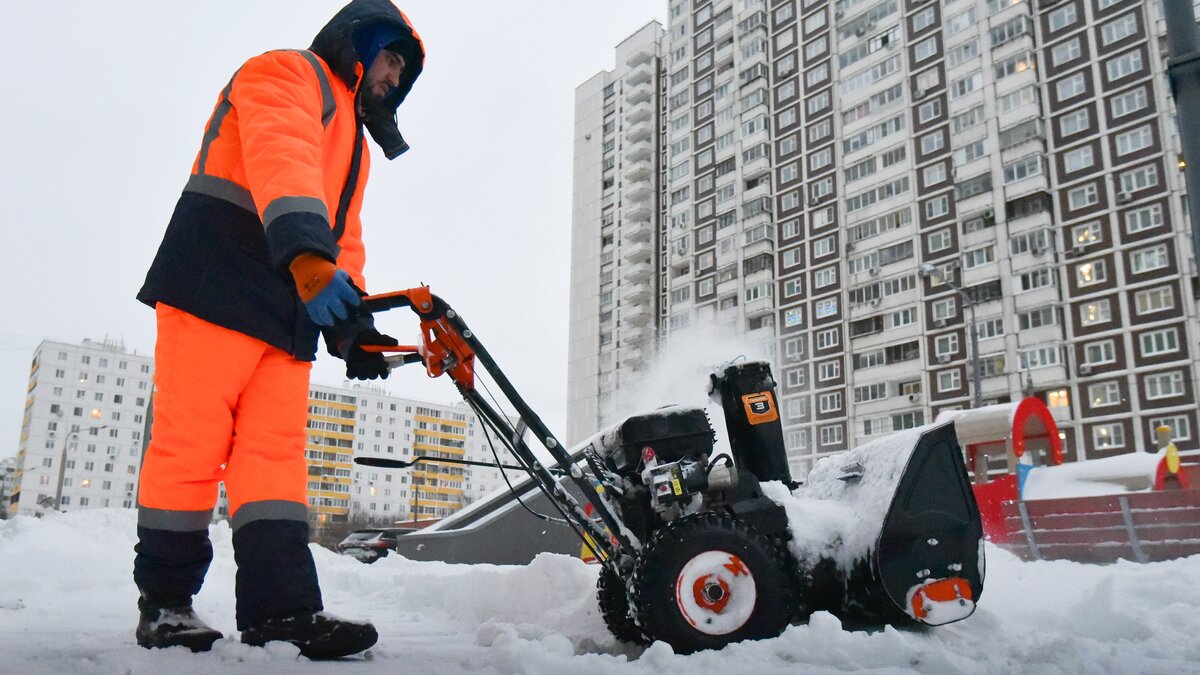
138, 49, 368, 361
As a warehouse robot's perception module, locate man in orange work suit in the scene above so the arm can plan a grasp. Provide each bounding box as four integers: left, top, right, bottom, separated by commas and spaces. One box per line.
134, 0, 423, 658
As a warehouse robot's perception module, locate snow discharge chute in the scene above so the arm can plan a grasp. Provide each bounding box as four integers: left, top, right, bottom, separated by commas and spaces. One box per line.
354, 289, 985, 654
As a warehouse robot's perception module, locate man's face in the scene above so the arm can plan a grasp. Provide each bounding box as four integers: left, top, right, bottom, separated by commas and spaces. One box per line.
360, 49, 406, 110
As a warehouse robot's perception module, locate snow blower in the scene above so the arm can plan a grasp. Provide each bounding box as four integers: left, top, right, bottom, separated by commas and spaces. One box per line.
353, 287, 985, 654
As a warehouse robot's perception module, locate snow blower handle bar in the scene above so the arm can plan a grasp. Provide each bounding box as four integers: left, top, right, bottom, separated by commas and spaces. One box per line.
356, 287, 639, 563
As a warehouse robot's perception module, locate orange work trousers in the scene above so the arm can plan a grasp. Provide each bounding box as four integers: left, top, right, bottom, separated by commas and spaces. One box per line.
137, 304, 311, 529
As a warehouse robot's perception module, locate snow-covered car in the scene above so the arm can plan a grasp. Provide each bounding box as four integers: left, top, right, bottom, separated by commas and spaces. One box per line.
336, 528, 416, 563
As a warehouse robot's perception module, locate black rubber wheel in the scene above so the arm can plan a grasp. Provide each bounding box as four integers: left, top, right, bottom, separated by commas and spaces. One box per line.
632, 513, 796, 654
596, 565, 647, 645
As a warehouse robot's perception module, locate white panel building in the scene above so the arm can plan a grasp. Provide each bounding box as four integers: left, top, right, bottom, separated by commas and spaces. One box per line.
9, 339, 153, 517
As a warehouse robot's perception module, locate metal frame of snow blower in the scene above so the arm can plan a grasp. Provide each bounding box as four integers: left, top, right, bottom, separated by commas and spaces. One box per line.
356, 287, 637, 573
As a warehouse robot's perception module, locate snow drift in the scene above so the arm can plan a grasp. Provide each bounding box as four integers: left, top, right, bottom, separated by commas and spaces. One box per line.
3, 508, 1200, 673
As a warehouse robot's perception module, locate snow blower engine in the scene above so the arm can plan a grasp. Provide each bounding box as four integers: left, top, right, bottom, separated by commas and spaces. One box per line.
354, 287, 985, 654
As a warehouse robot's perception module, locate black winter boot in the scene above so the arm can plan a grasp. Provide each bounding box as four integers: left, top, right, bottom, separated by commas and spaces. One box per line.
241, 611, 378, 659
136, 604, 224, 652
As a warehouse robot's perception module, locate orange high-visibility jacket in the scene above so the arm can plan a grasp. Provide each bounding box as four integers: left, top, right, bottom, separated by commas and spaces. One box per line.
138, 0, 424, 360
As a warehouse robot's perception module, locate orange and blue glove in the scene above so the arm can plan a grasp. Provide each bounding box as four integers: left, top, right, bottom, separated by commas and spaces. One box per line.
289, 253, 361, 326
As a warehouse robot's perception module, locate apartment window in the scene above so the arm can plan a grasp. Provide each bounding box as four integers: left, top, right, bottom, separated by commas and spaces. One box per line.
805, 35, 829, 60
1084, 340, 1116, 366
816, 327, 839, 350
815, 297, 839, 319
935, 333, 959, 357
1140, 328, 1179, 357
1115, 125, 1153, 156
1100, 13, 1137, 46
1119, 164, 1158, 195
1072, 221, 1102, 247
963, 246, 995, 270
889, 308, 915, 328
998, 86, 1037, 115
1052, 38, 1082, 67
784, 278, 804, 298
925, 195, 950, 219
1056, 73, 1087, 102
1019, 267, 1055, 291
925, 228, 949, 253
1111, 87, 1149, 119
1059, 108, 1090, 137
1048, 5, 1077, 32
1106, 51, 1143, 81
817, 392, 842, 414
1067, 184, 1098, 210
1088, 382, 1121, 407
1019, 344, 1061, 369
1130, 244, 1169, 273
922, 163, 947, 187
937, 370, 961, 392
953, 139, 987, 166
1149, 416, 1191, 442
946, 40, 979, 69
820, 425, 843, 446
1093, 423, 1125, 450
1134, 285, 1174, 315
914, 36, 937, 63
1146, 371, 1186, 399
1019, 307, 1058, 330
918, 99, 941, 124
948, 71, 982, 101
947, 8, 976, 35
1075, 259, 1107, 286
1003, 155, 1042, 183
814, 267, 837, 289
818, 360, 841, 381
994, 51, 1034, 81
1063, 145, 1094, 173
932, 298, 956, 321
1080, 299, 1112, 326
921, 131, 945, 155
978, 317, 1005, 339
912, 7, 936, 32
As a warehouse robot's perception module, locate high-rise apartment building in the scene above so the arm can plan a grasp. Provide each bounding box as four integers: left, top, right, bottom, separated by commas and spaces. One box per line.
569, 0, 1199, 477
9, 339, 153, 517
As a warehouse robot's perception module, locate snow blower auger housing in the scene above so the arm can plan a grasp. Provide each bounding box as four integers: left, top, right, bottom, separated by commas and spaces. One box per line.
353, 287, 985, 654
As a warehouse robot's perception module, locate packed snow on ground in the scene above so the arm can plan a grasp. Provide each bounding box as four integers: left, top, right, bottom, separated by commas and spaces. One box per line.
3, 508, 1200, 674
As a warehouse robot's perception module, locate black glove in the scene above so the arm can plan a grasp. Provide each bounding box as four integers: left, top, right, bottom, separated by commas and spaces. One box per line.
344, 327, 399, 380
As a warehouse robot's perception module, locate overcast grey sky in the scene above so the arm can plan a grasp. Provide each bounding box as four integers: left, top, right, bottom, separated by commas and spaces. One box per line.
0, 1, 666, 459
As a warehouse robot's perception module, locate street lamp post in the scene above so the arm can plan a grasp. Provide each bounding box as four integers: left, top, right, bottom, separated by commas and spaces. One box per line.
51, 423, 108, 511
920, 263, 983, 409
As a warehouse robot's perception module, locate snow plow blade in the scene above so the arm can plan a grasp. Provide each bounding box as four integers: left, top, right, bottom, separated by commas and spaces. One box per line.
785, 422, 984, 628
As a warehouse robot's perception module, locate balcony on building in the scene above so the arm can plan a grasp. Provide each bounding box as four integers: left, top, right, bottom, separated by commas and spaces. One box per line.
622, 283, 651, 305
622, 239, 653, 262
625, 202, 652, 222
622, 260, 653, 283
624, 219, 652, 242
622, 345, 645, 369
625, 183, 652, 204
624, 138, 652, 163
622, 322, 649, 345
624, 119, 652, 144
625, 99, 652, 124
623, 302, 651, 325
624, 159, 652, 183
626, 65, 652, 87
625, 46, 653, 68
624, 80, 652, 105
743, 295, 774, 318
